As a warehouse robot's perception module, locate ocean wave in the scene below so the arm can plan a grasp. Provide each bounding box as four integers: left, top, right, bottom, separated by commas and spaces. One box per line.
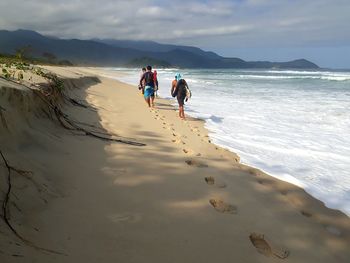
265, 70, 330, 75
320, 76, 350, 81
234, 74, 350, 81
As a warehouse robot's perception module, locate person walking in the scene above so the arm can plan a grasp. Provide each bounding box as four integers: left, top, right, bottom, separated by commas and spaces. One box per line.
171, 74, 177, 96
138, 67, 146, 94
153, 70, 159, 97
139, 65, 157, 107
172, 73, 189, 119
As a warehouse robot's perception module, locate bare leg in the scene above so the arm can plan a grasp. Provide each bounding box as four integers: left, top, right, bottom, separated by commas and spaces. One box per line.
145, 97, 151, 107
179, 105, 185, 119
151, 95, 155, 108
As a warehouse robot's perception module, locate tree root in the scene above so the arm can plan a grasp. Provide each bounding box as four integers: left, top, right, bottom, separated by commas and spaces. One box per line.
63, 94, 97, 111
0, 150, 66, 256
55, 106, 145, 146
0, 106, 8, 129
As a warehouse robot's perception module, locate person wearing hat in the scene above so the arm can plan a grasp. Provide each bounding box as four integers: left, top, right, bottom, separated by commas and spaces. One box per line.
171, 73, 189, 119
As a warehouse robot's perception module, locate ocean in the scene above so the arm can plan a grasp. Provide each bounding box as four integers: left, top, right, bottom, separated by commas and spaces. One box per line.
103, 67, 350, 216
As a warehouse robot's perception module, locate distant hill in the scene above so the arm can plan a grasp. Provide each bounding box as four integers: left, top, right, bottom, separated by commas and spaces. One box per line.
93, 39, 222, 60
125, 57, 171, 68
0, 29, 319, 69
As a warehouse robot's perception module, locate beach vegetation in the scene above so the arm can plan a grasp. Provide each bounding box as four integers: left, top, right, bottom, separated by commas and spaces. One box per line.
125, 57, 172, 68
0, 52, 73, 67
15, 45, 32, 60
2, 68, 10, 79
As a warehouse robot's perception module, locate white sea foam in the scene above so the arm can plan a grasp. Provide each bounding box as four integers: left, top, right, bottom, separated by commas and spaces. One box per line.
105, 67, 350, 216
234, 74, 350, 81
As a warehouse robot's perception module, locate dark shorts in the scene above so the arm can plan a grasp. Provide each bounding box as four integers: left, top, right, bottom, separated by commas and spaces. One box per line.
177, 94, 186, 106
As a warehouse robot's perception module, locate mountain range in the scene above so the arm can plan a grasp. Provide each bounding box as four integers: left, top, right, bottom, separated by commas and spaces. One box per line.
0, 29, 319, 69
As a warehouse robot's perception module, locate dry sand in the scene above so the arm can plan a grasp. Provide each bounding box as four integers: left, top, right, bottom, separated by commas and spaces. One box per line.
0, 66, 349, 262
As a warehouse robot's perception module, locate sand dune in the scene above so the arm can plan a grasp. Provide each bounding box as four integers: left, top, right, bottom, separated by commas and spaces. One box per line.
0, 66, 349, 262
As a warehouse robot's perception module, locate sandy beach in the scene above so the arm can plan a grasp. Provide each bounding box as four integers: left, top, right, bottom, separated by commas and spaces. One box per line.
1, 66, 350, 262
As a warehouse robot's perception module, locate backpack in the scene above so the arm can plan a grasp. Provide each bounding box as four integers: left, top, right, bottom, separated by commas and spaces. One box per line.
145, 72, 154, 86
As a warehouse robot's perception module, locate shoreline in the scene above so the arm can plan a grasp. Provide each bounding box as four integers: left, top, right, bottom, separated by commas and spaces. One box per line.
101, 67, 350, 217
84, 66, 350, 218
1, 65, 349, 262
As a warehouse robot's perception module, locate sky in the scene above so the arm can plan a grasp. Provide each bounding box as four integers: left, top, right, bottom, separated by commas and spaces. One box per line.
0, 0, 349, 68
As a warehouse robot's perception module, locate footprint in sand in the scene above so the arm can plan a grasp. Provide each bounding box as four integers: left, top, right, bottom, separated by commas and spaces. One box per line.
249, 233, 290, 259
205, 177, 227, 188
280, 190, 288, 196
183, 148, 194, 155
209, 199, 237, 214
205, 176, 215, 185
172, 139, 186, 145
256, 178, 275, 188
248, 169, 260, 176
300, 210, 312, 218
173, 132, 184, 139
185, 159, 208, 168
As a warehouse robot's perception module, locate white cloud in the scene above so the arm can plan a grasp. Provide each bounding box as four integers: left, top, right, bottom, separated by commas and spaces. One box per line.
0, 0, 348, 49
186, 1, 235, 16
244, 0, 280, 7
173, 25, 251, 38
137, 6, 164, 16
